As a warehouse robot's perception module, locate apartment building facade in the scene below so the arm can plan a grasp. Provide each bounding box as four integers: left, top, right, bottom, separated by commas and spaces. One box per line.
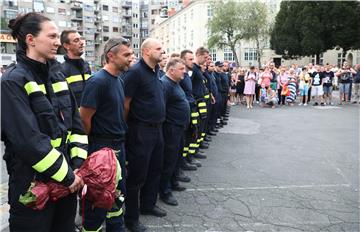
0, 0, 133, 69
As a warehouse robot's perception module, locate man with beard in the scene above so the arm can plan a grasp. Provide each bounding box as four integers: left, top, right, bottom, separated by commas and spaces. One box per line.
123, 38, 166, 232
80, 37, 133, 232
60, 30, 91, 107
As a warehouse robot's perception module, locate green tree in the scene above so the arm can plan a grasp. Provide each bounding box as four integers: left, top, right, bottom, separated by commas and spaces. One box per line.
242, 0, 270, 67
207, 0, 245, 65
271, 1, 360, 64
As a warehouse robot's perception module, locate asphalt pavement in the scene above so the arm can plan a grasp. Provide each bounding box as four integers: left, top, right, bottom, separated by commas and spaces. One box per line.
1, 92, 359, 231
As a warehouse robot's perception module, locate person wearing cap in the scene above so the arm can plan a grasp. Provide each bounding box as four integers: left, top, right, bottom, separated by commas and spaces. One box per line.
80, 37, 133, 232
123, 38, 166, 232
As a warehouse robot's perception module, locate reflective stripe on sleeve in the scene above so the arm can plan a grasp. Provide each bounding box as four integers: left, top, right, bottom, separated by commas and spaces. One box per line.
69, 134, 88, 144
84, 74, 91, 80
199, 109, 207, 113
32, 148, 61, 173
204, 94, 210, 99
52, 81, 68, 93
51, 157, 68, 182
24, 82, 46, 95
66, 75, 83, 84
70, 147, 88, 159
192, 119, 198, 124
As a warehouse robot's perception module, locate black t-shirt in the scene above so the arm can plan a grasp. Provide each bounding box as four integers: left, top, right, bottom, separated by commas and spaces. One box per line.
322, 71, 334, 87
339, 69, 353, 83
123, 58, 165, 124
81, 69, 127, 137
161, 75, 190, 127
310, 71, 323, 86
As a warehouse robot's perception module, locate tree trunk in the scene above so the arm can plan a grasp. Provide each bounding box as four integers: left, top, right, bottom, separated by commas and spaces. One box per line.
256, 37, 261, 68
230, 45, 239, 66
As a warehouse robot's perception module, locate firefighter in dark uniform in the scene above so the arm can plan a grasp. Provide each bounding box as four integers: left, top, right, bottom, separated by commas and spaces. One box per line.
205, 61, 220, 134
159, 58, 190, 206
179, 50, 200, 171
191, 47, 210, 157
214, 61, 225, 127
1, 13, 86, 232
123, 38, 166, 232
80, 38, 133, 232
220, 63, 230, 125
60, 30, 91, 107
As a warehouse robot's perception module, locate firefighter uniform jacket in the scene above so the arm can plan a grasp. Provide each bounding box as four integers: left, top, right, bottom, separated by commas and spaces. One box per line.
1, 54, 88, 203
61, 55, 91, 107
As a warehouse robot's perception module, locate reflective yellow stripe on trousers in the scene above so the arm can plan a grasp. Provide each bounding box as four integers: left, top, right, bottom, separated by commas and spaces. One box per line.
82, 226, 102, 232
106, 208, 123, 219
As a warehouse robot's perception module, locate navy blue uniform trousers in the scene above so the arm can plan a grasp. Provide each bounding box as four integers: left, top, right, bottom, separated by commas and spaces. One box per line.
83, 140, 126, 232
159, 123, 185, 196
124, 121, 164, 223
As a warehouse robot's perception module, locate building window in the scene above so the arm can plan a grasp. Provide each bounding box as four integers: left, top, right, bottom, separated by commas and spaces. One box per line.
210, 48, 217, 61
113, 27, 119, 32
337, 53, 345, 67
85, 51, 94, 57
133, 24, 138, 28
46, 7, 55, 13
244, 48, 257, 61
207, 5, 213, 17
224, 48, 234, 61
4, 10, 17, 19
133, 44, 139, 49
151, 9, 157, 15
102, 5, 108, 11
33, 1, 44, 12
58, 8, 66, 15
112, 6, 118, 13
102, 15, 109, 21
84, 4, 93, 11
311, 55, 316, 65
103, 36, 109, 42
319, 53, 324, 65
112, 16, 120, 23
58, 21, 67, 27
103, 26, 109, 32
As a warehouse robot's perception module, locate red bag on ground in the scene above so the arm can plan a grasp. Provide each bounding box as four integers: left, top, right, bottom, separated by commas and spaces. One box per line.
19, 148, 120, 210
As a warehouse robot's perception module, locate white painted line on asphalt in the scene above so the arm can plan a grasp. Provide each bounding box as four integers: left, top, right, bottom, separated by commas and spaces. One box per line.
146, 224, 194, 228
186, 183, 351, 192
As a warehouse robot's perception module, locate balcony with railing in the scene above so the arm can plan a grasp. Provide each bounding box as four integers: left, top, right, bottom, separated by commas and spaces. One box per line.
122, 1, 132, 9
70, 2, 82, 10
71, 12, 83, 21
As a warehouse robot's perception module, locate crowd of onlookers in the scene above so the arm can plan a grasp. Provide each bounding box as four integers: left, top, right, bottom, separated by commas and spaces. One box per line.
227, 62, 360, 109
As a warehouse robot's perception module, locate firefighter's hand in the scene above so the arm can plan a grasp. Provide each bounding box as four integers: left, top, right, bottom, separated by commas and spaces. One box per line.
69, 174, 84, 193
